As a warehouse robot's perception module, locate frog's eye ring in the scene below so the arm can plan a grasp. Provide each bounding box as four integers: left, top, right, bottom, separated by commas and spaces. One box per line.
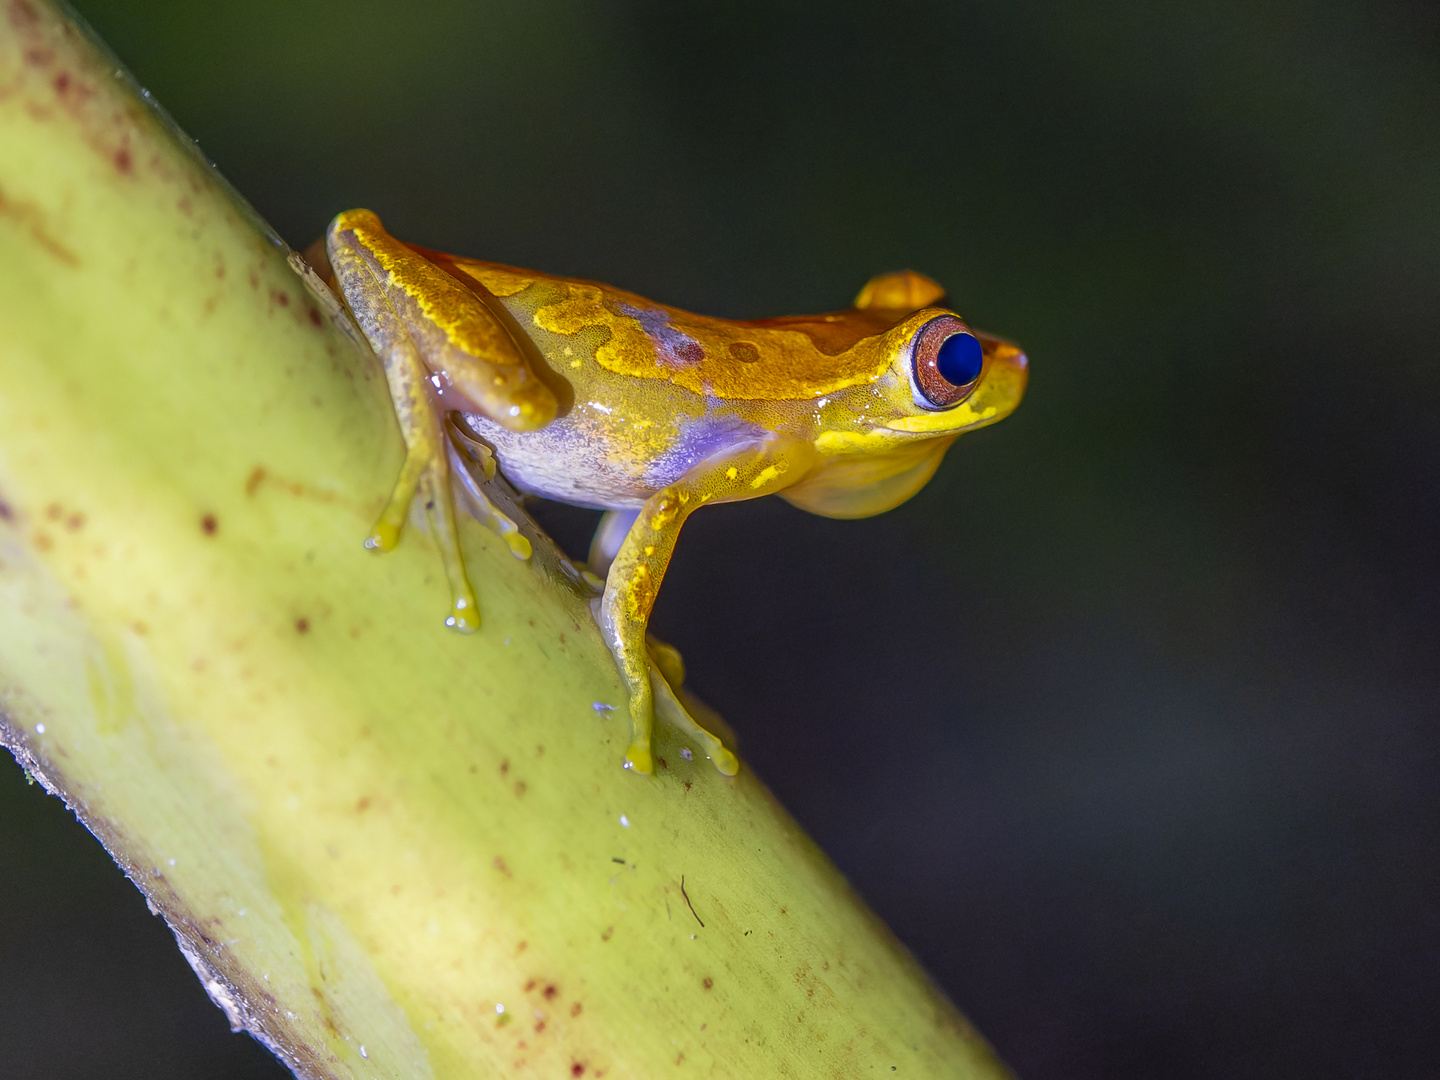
911, 315, 984, 409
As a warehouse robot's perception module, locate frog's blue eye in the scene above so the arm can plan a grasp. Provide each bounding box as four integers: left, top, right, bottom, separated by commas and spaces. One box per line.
911, 315, 985, 409
936, 332, 983, 387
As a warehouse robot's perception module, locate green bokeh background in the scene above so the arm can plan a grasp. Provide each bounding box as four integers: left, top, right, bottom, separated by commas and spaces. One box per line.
3, 2, 1437, 1077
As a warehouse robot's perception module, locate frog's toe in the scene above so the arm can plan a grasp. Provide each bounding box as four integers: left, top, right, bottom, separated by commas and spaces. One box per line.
364, 520, 401, 552
625, 742, 654, 775
445, 589, 479, 634
708, 743, 740, 777
651, 664, 740, 778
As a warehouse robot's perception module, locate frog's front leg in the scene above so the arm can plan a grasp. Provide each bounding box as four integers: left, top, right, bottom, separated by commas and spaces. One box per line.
326, 210, 557, 631
598, 440, 815, 774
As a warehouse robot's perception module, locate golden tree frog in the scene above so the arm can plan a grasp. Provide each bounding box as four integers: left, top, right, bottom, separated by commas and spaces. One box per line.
321, 209, 1028, 777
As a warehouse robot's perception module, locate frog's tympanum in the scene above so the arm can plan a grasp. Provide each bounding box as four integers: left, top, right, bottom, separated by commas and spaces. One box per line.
323, 209, 1027, 777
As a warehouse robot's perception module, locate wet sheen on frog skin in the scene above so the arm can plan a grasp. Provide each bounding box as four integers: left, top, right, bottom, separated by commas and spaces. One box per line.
320, 209, 1028, 776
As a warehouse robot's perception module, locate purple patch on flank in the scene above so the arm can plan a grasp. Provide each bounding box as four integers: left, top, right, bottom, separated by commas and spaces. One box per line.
644, 413, 765, 489
619, 303, 705, 368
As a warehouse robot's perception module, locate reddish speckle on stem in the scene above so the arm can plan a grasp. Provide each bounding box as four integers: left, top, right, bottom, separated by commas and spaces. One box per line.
570, 1002, 582, 1017
295, 617, 310, 634
53, 72, 68, 93
542, 984, 558, 1001
271, 289, 290, 307
308, 307, 322, 327
200, 514, 217, 536
114, 147, 132, 174
702, 977, 713, 990
0, 501, 13, 522
8, 1, 40, 29
571, 1064, 585, 1077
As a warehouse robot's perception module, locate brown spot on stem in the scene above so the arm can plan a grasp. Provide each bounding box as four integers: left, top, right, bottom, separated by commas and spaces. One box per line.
570, 1002, 582, 1017
702, 977, 713, 990
295, 617, 310, 634
542, 984, 558, 1001
200, 513, 217, 536
8, 1, 40, 30
0, 183, 78, 264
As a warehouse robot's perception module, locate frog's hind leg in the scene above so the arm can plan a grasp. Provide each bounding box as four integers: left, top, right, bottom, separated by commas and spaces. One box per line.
363, 368, 479, 633
328, 219, 479, 632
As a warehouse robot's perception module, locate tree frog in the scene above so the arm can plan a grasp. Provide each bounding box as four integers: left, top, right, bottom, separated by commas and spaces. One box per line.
322, 209, 1027, 777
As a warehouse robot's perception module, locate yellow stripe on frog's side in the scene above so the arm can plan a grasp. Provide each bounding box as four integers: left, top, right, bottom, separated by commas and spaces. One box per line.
445, 258, 537, 299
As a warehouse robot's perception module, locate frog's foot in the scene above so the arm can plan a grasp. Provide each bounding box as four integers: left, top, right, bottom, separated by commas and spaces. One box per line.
367, 435, 479, 633
643, 634, 739, 777
650, 659, 739, 777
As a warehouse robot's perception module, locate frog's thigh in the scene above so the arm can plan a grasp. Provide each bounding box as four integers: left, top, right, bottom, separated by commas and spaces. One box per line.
326, 219, 479, 631
328, 209, 555, 431
600, 441, 809, 774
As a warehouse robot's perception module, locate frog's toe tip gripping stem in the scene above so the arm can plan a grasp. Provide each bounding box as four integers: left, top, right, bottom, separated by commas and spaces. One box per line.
624, 742, 655, 775
710, 744, 740, 777
364, 520, 401, 553
444, 589, 480, 635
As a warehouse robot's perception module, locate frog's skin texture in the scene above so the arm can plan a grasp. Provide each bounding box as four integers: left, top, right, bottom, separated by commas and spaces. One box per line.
324, 209, 1027, 776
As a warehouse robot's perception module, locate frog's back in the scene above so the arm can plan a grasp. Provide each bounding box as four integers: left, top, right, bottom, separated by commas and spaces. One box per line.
427, 252, 903, 509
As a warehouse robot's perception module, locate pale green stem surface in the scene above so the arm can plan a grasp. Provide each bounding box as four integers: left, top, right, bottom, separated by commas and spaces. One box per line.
0, 4, 1011, 1077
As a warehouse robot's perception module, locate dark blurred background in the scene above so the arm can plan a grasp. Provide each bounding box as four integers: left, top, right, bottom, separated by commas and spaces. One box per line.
4, 1, 1438, 1076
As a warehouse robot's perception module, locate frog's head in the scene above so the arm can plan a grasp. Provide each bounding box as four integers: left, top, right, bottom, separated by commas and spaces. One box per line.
817, 270, 1028, 439
864, 306, 1029, 438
